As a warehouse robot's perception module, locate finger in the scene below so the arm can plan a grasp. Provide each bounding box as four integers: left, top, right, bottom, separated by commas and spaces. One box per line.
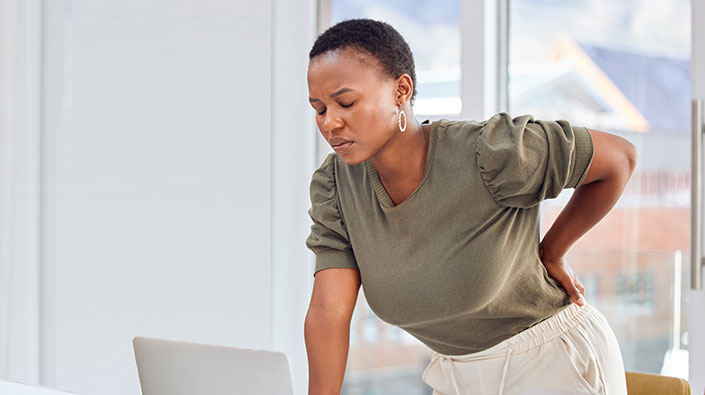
562, 278, 584, 306
569, 286, 584, 306
565, 264, 586, 303
546, 264, 585, 306
575, 278, 585, 296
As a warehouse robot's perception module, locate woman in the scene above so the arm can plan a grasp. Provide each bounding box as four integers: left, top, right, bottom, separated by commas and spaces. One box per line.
304, 18, 637, 395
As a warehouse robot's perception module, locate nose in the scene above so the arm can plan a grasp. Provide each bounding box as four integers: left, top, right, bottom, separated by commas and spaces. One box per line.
323, 112, 344, 134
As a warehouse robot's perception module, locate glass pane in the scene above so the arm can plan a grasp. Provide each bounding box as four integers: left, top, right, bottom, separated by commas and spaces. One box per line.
322, 2, 460, 393
509, 0, 691, 378
328, 0, 461, 118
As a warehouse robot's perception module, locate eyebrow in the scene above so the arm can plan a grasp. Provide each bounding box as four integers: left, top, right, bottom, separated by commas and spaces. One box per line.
309, 88, 355, 103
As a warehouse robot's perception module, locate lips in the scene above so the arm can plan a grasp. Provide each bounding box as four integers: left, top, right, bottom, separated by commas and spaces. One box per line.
331, 140, 353, 154
329, 136, 353, 147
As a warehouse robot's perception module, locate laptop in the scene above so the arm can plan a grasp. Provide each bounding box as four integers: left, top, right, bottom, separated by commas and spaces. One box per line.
133, 336, 294, 395
0, 381, 77, 394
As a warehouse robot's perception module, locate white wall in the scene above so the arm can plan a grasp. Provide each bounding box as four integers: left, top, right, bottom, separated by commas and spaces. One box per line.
38, 1, 308, 394
0, 0, 42, 384
271, 0, 318, 394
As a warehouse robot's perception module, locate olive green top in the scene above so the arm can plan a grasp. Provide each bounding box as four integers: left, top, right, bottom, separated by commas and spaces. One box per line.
305, 112, 595, 355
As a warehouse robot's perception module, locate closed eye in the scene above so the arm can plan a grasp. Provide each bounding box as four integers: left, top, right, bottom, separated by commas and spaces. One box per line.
317, 101, 355, 115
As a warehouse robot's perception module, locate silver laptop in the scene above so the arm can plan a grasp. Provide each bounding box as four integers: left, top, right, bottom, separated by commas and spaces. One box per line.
0, 381, 77, 394
133, 336, 294, 395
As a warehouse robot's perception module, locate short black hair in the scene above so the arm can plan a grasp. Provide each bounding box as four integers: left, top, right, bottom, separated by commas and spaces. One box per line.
309, 18, 417, 106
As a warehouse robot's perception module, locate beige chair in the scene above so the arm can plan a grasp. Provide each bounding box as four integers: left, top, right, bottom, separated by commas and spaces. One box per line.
625, 371, 692, 395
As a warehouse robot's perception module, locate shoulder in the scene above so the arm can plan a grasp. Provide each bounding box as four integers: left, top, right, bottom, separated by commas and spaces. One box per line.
423, 114, 533, 155
473, 112, 592, 163
311, 153, 336, 183
427, 117, 491, 163
309, 153, 338, 206
309, 153, 365, 206
311, 151, 368, 193
471, 112, 594, 207
434, 117, 488, 139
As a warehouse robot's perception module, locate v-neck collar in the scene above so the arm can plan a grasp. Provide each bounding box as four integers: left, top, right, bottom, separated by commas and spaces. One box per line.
365, 119, 439, 209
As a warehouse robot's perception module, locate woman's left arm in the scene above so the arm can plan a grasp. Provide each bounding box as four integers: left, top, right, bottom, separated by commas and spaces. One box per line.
539, 128, 639, 306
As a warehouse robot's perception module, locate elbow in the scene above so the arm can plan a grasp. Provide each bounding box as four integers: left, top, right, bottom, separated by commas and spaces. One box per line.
612, 142, 638, 187
625, 142, 638, 172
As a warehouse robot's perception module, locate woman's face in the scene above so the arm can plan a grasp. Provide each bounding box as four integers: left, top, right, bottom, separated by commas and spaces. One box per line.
307, 49, 400, 165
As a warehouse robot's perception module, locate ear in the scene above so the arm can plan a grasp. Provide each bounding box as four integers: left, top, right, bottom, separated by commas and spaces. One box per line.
394, 73, 414, 107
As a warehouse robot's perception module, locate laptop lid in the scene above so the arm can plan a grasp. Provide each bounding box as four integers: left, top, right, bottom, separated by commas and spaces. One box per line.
133, 336, 294, 395
0, 381, 77, 394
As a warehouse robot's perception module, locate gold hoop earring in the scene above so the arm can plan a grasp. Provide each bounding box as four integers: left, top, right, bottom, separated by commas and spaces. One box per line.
398, 105, 407, 132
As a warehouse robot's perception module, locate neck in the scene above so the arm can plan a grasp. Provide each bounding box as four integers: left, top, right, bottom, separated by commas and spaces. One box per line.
368, 115, 429, 188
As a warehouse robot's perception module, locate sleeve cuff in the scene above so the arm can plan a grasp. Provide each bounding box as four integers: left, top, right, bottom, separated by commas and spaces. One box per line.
313, 249, 359, 277
568, 126, 595, 188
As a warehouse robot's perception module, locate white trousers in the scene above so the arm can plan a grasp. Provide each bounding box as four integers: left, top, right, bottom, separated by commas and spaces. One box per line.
421, 300, 628, 395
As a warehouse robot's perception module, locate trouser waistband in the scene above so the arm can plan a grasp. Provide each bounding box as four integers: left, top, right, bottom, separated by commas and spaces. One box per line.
451, 300, 594, 359
426, 301, 594, 395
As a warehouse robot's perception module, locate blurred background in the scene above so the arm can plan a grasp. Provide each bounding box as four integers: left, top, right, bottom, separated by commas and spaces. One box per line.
1, 0, 704, 394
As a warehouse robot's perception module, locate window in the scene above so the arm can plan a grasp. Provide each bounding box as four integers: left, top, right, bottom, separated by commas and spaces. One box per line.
318, 1, 460, 392
509, 0, 691, 377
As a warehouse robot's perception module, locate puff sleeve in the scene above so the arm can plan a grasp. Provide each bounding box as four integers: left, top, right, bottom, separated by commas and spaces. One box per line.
474, 113, 594, 208
305, 154, 359, 277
